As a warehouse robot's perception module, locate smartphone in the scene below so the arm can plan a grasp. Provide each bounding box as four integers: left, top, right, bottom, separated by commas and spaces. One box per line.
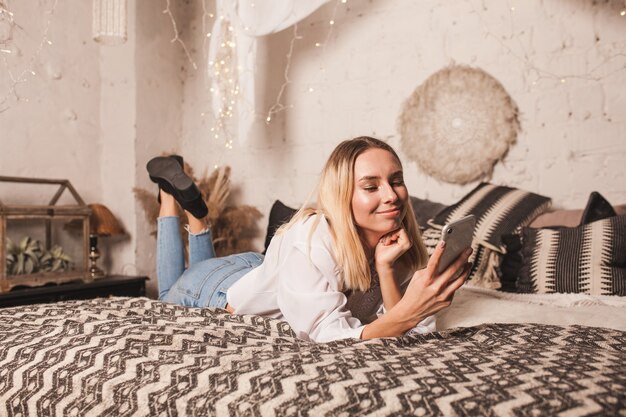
436, 214, 476, 276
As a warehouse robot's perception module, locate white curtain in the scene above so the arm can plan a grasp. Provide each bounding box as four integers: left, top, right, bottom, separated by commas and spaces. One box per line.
208, 0, 331, 143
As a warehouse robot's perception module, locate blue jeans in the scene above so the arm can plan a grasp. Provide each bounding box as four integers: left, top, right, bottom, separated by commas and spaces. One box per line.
156, 216, 264, 308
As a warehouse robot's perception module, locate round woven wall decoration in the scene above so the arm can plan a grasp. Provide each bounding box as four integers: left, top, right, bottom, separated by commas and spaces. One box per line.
398, 65, 520, 184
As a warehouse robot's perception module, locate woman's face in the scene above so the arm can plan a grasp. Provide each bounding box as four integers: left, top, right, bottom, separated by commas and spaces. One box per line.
351, 148, 409, 248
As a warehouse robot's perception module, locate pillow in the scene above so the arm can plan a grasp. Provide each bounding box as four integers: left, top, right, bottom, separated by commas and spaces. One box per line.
581, 191, 617, 224
529, 209, 584, 228
263, 200, 297, 254
409, 196, 447, 229
502, 192, 625, 293
428, 183, 551, 289
430, 182, 552, 252
515, 214, 626, 296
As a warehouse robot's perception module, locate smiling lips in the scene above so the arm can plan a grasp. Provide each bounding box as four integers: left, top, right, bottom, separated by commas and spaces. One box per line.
377, 207, 402, 217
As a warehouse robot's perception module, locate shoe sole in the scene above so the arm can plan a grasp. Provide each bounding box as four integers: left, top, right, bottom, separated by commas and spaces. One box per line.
147, 157, 198, 202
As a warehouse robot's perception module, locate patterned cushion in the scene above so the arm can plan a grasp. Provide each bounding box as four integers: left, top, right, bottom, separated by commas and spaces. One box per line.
430, 182, 552, 252
502, 192, 624, 294
427, 183, 551, 288
516, 214, 626, 296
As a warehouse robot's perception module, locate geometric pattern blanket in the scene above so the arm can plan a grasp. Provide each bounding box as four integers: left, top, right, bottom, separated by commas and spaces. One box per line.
0, 297, 624, 417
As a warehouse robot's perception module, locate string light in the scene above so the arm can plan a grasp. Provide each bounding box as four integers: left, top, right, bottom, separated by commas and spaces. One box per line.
265, 24, 300, 124
0, 0, 58, 113
163, 0, 197, 70
208, 16, 239, 149
164, 0, 233, 159
202, 0, 212, 63
265, 0, 343, 124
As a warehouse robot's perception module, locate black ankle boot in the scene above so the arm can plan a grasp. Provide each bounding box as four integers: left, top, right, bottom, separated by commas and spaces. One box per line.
156, 155, 184, 203
147, 156, 209, 219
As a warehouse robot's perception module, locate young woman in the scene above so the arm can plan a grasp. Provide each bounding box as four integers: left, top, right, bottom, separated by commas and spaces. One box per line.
147, 137, 472, 343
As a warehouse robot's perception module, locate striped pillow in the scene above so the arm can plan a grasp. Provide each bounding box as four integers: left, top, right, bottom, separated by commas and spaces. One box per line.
430, 183, 552, 252
517, 214, 626, 295
428, 183, 551, 288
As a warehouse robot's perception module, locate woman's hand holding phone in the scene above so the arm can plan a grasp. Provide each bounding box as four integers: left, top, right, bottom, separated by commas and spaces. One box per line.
360, 238, 473, 340
396, 239, 473, 328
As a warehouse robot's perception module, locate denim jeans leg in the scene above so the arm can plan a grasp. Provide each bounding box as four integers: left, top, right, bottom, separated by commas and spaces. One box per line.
188, 228, 216, 266
208, 252, 264, 308
156, 216, 185, 300
162, 252, 264, 308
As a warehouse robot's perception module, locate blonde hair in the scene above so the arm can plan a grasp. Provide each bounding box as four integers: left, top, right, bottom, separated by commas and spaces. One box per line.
279, 137, 428, 292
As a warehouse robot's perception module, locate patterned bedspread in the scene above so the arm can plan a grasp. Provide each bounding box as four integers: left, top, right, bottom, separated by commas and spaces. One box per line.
0, 297, 624, 417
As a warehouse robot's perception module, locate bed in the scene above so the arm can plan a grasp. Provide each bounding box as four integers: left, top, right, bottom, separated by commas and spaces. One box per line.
0, 289, 624, 417
2, 185, 625, 416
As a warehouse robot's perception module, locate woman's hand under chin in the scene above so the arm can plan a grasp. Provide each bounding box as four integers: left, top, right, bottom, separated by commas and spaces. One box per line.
374, 228, 412, 271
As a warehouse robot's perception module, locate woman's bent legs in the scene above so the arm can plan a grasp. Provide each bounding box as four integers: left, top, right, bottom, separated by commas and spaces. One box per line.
156, 216, 185, 299
157, 216, 218, 299
156, 215, 262, 309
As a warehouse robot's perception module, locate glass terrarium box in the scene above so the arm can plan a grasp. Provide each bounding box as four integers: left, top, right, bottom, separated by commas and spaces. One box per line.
0, 176, 91, 293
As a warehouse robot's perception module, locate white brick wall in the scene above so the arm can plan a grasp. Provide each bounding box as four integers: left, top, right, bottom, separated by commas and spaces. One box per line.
181, 0, 626, 252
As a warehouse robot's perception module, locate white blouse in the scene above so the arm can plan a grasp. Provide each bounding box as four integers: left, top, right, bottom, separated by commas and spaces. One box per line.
226, 214, 435, 343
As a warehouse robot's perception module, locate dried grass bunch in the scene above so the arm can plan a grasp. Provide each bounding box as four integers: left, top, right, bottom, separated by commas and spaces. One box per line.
134, 157, 261, 257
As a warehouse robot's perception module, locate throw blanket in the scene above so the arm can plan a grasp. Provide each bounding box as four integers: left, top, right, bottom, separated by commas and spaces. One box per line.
0, 298, 624, 416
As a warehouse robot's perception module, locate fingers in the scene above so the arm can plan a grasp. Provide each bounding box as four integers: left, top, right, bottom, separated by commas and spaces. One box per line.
439, 247, 473, 282
380, 229, 399, 246
397, 228, 410, 246
425, 240, 446, 277
380, 228, 410, 248
441, 262, 471, 300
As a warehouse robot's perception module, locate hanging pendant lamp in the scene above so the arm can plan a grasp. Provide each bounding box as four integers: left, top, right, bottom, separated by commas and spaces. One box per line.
92, 0, 127, 45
